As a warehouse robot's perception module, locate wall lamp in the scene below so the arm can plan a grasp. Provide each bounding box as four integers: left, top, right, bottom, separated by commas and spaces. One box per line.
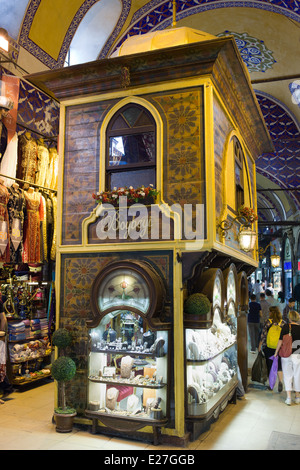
257, 243, 281, 268
217, 215, 257, 253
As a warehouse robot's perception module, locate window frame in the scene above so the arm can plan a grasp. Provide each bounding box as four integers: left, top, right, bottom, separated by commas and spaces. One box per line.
105, 103, 156, 190
233, 137, 245, 210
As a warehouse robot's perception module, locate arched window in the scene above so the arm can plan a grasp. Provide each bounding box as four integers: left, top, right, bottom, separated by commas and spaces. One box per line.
106, 104, 156, 190
234, 137, 244, 209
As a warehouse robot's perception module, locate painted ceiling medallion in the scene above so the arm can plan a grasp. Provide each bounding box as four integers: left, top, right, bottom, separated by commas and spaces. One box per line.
217, 31, 276, 72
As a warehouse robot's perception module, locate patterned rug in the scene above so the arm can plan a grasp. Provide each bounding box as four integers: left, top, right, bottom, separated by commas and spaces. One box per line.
267, 432, 300, 450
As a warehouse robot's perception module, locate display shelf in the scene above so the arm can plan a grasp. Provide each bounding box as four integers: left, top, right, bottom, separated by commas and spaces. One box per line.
185, 336, 238, 414
10, 351, 51, 364
90, 348, 163, 357
88, 375, 167, 388
186, 343, 237, 365
9, 335, 48, 343
87, 310, 169, 443
185, 282, 238, 441
187, 371, 237, 418
7, 316, 52, 386
12, 370, 51, 386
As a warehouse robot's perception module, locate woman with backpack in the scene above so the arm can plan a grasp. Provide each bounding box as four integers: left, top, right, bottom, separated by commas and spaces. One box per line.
258, 306, 285, 392
274, 310, 300, 405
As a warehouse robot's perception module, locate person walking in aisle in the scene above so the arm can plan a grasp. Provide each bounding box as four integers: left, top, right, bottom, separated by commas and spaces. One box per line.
266, 283, 274, 295
277, 291, 285, 315
258, 306, 284, 392
282, 298, 296, 323
248, 294, 262, 353
274, 310, 300, 405
265, 289, 279, 308
254, 280, 262, 301
260, 292, 270, 325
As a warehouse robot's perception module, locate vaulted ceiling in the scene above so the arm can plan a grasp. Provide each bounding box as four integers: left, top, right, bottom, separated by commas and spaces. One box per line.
1, 0, 299, 229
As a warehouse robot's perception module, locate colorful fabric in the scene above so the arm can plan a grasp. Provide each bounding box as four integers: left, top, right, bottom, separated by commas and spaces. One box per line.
23, 190, 44, 263
0, 341, 6, 383
0, 182, 10, 262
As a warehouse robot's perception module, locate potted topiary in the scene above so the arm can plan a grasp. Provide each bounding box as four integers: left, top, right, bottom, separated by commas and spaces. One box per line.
184, 293, 212, 328
51, 328, 77, 433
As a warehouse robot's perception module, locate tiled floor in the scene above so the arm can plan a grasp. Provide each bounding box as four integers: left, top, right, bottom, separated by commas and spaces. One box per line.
1, 371, 300, 450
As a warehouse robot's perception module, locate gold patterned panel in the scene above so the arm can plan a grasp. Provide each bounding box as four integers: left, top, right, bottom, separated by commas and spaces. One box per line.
60, 252, 172, 325
62, 102, 112, 244
151, 88, 205, 207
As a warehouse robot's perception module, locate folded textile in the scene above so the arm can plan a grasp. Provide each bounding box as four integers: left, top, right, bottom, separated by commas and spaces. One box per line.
9, 333, 26, 341
8, 322, 25, 330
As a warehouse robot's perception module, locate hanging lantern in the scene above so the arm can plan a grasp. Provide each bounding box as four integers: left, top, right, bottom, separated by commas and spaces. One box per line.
270, 254, 281, 268
217, 207, 258, 253
238, 227, 257, 253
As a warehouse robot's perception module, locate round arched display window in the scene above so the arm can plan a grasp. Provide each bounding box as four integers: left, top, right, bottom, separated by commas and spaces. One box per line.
98, 268, 151, 314
195, 268, 225, 314
88, 260, 166, 329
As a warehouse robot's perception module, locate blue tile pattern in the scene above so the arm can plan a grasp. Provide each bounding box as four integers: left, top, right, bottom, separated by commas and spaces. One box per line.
17, 79, 59, 139
217, 31, 276, 72
114, 0, 300, 53
256, 92, 300, 208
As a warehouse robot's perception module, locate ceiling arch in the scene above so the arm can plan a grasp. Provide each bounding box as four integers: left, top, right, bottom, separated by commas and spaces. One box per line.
257, 191, 282, 222
67, 0, 122, 66
114, 0, 300, 52
3, 0, 299, 69
15, 0, 130, 69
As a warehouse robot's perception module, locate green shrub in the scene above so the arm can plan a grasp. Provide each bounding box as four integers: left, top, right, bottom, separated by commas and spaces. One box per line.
54, 406, 76, 415
185, 293, 211, 315
52, 356, 76, 382
52, 328, 72, 349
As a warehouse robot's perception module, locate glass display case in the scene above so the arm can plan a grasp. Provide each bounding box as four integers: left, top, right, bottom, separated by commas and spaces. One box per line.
87, 310, 168, 421
186, 309, 237, 418
85, 260, 170, 444
185, 267, 238, 439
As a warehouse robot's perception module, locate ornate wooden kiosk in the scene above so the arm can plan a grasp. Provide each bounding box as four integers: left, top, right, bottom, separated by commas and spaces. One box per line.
26, 26, 273, 446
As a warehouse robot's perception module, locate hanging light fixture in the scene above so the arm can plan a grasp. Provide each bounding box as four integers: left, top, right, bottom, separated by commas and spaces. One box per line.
270, 253, 281, 268
257, 242, 281, 268
238, 226, 257, 252
0, 28, 9, 53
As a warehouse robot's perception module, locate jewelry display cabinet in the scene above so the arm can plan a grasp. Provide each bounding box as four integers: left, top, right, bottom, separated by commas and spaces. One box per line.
185, 268, 238, 440
85, 260, 170, 445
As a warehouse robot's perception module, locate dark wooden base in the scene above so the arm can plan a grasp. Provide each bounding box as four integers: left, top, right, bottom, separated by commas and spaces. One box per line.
85, 410, 168, 445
